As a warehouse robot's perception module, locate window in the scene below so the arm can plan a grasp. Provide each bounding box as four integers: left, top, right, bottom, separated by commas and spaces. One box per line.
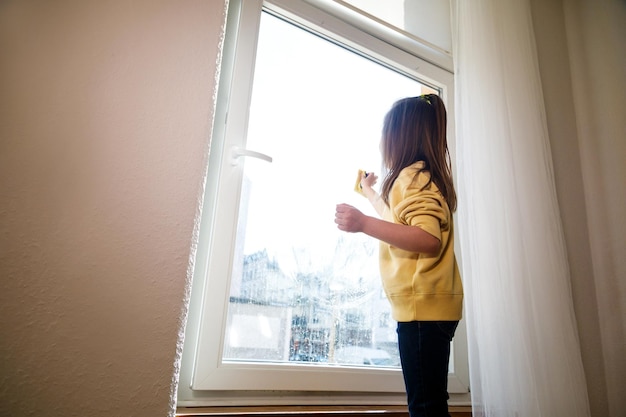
178, 0, 468, 406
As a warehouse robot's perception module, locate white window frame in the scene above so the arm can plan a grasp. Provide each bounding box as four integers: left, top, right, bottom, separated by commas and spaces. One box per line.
177, 0, 469, 406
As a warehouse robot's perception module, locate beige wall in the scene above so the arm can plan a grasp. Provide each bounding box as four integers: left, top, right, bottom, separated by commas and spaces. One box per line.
0, 1, 624, 416
0, 1, 225, 415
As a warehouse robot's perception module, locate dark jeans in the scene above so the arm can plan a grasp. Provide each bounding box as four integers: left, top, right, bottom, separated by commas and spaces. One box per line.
397, 321, 459, 417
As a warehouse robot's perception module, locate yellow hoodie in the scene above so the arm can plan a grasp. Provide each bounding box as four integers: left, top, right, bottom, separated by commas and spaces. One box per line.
380, 161, 463, 322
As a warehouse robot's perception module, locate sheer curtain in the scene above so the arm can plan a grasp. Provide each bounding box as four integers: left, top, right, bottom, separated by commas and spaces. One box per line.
451, 1, 590, 416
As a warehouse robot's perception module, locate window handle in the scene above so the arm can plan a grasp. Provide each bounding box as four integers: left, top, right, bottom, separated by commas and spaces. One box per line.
231, 146, 273, 165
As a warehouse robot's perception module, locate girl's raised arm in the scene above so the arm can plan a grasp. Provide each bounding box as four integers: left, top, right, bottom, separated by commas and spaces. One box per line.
359, 172, 386, 217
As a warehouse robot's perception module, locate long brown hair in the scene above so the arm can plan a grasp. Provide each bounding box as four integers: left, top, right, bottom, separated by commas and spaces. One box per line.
379, 94, 457, 212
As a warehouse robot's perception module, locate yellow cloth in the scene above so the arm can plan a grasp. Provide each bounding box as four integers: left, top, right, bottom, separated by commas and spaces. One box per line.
379, 161, 463, 322
353, 169, 367, 196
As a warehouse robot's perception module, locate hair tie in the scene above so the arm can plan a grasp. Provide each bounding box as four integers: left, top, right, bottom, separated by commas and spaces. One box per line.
419, 94, 432, 105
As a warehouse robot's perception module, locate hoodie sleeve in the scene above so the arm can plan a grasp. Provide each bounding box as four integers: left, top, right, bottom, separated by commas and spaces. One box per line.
393, 187, 449, 241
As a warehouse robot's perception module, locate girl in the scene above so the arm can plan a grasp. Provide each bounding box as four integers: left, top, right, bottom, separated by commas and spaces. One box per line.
335, 94, 463, 417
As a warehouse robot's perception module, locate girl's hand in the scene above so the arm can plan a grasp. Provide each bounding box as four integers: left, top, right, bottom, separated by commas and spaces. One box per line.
359, 172, 385, 217
361, 171, 378, 191
335, 204, 366, 233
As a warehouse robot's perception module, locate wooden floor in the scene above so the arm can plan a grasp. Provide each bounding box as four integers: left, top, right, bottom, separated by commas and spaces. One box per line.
176, 405, 472, 417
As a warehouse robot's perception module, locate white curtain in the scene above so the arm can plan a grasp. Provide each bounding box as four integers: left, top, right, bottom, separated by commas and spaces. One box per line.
452, 1, 591, 416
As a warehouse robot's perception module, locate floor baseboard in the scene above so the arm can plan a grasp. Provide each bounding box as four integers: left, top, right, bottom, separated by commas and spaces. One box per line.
176, 405, 472, 417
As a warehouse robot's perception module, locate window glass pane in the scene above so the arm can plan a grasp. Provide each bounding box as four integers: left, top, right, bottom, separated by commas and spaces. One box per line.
223, 11, 432, 368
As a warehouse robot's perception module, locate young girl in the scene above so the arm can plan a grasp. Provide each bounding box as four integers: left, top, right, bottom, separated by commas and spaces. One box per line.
335, 94, 463, 417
